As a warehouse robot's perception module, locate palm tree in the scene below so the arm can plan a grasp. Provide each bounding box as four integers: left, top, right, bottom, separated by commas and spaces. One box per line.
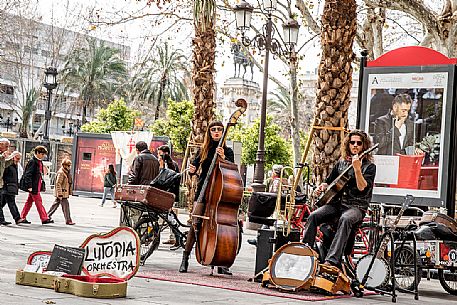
130, 42, 190, 120
312, 0, 357, 184
61, 38, 127, 124
18, 88, 38, 138
190, 0, 216, 144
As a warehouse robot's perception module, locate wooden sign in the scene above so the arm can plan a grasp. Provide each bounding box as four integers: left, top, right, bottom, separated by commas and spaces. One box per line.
80, 227, 140, 280
46, 245, 86, 275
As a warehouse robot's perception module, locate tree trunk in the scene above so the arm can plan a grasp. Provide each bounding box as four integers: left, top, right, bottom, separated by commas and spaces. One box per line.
190, 29, 216, 144
155, 73, 167, 120
82, 102, 88, 125
312, 0, 357, 184
186, 0, 217, 211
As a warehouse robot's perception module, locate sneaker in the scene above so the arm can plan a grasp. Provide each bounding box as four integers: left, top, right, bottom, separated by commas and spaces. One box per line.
0, 221, 11, 226
112, 204, 117, 208
163, 239, 176, 245
17, 218, 31, 224
247, 239, 257, 246
42, 219, 54, 224
66, 221, 76, 225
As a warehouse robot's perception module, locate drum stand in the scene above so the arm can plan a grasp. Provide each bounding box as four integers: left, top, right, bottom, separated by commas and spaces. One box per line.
360, 231, 398, 302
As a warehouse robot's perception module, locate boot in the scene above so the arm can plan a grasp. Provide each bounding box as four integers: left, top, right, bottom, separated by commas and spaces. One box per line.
179, 251, 190, 273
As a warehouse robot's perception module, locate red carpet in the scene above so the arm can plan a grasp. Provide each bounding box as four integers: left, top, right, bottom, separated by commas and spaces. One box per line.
136, 267, 367, 302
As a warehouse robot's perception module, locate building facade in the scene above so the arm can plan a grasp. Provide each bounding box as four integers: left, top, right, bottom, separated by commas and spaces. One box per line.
0, 11, 130, 138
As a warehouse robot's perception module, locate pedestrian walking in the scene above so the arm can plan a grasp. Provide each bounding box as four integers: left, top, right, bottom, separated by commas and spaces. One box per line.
0, 151, 25, 225
47, 158, 75, 225
19, 145, 53, 225
100, 164, 117, 207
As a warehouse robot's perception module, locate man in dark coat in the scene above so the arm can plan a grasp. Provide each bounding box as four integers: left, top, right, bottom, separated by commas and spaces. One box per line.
374, 93, 415, 155
0, 151, 25, 225
127, 141, 160, 185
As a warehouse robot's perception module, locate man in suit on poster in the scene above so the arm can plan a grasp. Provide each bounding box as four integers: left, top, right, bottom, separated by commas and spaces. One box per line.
374, 93, 416, 155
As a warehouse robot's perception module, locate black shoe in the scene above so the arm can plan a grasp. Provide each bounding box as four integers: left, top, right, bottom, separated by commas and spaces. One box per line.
247, 239, 257, 246
179, 251, 190, 273
18, 218, 31, 224
42, 219, 54, 224
0, 221, 11, 226
217, 266, 232, 275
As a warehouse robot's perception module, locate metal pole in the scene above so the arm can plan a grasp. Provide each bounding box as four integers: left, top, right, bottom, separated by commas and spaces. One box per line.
43, 88, 52, 141
251, 14, 272, 192
356, 49, 368, 129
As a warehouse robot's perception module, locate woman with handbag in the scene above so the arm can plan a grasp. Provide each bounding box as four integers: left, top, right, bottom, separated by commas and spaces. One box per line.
0, 151, 26, 225
47, 158, 75, 225
19, 145, 53, 225
100, 164, 117, 207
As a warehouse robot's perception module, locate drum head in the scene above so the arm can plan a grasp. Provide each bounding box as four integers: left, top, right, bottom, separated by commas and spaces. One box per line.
356, 254, 390, 288
269, 242, 318, 290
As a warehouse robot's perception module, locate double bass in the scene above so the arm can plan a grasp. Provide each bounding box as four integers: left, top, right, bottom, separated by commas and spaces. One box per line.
192, 99, 247, 268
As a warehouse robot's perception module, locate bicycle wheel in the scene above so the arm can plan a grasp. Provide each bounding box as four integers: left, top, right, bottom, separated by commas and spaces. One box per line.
438, 268, 457, 295
394, 245, 422, 291
133, 216, 160, 264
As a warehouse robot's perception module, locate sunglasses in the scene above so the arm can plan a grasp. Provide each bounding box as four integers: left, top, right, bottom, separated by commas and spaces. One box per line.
349, 140, 363, 146
210, 127, 224, 132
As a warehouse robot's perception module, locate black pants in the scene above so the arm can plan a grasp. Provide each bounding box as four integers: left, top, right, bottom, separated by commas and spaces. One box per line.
302, 203, 364, 265
0, 193, 21, 222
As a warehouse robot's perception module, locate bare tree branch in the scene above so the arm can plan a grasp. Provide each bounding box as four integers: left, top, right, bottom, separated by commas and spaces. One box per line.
295, 0, 321, 35
364, 0, 441, 43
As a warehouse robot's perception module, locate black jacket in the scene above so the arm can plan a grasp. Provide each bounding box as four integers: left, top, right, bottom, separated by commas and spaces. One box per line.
104, 172, 117, 187
325, 159, 376, 210
2, 163, 19, 195
127, 149, 160, 185
192, 140, 235, 201
22, 156, 44, 195
374, 111, 415, 155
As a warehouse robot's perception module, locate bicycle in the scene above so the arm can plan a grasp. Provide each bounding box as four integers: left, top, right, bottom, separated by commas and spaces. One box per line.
121, 200, 190, 265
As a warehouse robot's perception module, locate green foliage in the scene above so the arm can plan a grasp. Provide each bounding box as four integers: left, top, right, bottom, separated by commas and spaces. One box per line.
81, 98, 140, 133
150, 99, 194, 153
229, 116, 292, 169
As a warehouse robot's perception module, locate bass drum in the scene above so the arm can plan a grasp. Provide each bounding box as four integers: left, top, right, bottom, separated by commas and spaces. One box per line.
269, 242, 318, 291
356, 254, 390, 288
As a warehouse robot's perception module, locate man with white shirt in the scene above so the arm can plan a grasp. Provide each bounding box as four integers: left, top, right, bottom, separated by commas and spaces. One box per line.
374, 93, 415, 155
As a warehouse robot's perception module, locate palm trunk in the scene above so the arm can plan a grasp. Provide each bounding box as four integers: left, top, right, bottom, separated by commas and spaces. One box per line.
312, 0, 357, 184
155, 74, 167, 120
186, 0, 217, 211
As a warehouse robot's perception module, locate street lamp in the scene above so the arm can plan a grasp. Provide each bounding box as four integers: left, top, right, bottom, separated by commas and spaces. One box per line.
42, 67, 58, 142
233, 0, 300, 192
0, 115, 18, 132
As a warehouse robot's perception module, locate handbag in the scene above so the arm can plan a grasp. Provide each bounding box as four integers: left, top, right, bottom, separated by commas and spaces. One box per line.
150, 168, 181, 192
19, 176, 28, 192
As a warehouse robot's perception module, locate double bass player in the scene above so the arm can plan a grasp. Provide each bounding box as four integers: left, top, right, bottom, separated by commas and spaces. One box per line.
179, 121, 236, 275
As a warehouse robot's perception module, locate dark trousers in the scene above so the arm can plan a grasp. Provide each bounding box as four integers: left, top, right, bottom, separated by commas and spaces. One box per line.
0, 193, 21, 222
47, 198, 72, 223
302, 203, 364, 265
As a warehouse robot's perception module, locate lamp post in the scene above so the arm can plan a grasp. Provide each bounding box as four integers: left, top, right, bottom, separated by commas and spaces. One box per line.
233, 0, 300, 192
42, 67, 58, 142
